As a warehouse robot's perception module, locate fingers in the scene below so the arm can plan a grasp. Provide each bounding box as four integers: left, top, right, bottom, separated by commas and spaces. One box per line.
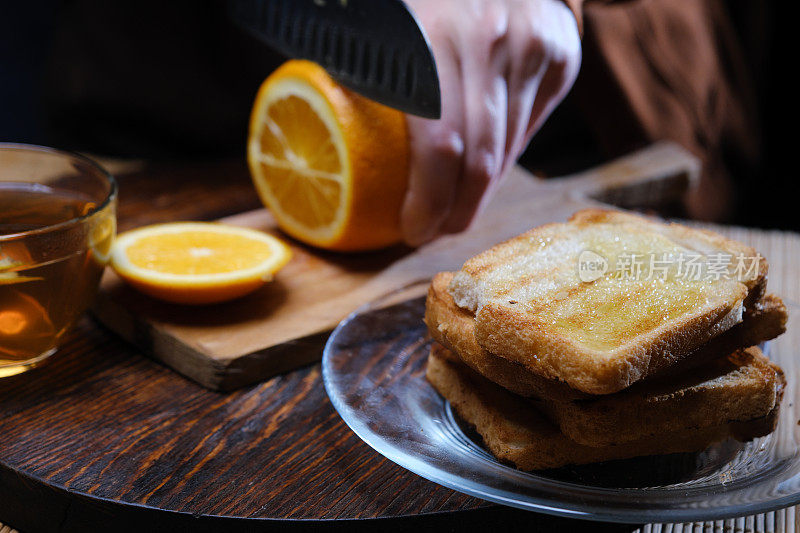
401, 32, 466, 246
441, 5, 509, 234
400, 0, 581, 246
522, 0, 582, 142
502, 8, 547, 171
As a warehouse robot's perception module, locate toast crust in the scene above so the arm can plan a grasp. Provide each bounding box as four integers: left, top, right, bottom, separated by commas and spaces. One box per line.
449, 209, 769, 394
426, 344, 781, 471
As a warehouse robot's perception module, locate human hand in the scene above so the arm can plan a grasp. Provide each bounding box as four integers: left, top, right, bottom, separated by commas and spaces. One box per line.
401, 0, 581, 245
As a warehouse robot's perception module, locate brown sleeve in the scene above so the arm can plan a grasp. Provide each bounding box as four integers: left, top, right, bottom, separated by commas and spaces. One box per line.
571, 0, 759, 221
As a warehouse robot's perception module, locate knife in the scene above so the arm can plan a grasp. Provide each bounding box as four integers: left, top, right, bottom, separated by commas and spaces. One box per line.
228, 0, 441, 119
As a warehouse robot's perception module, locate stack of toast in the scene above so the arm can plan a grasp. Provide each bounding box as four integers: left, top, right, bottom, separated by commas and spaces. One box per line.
425, 209, 787, 470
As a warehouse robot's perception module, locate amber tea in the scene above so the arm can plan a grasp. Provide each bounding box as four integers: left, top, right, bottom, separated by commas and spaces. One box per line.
1, 182, 113, 373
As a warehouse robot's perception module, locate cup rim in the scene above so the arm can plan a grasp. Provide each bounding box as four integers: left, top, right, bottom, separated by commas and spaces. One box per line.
0, 142, 118, 241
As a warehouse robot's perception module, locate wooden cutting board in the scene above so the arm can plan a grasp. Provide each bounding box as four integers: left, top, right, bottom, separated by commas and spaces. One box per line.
91, 142, 700, 390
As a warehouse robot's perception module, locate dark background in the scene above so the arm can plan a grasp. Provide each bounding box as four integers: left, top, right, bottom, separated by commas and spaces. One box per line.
1, 1, 794, 231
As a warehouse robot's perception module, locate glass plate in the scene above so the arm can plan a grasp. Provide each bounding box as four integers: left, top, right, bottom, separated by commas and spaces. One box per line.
322, 281, 800, 523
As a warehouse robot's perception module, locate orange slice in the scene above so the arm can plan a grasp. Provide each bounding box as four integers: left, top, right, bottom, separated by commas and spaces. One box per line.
110, 222, 291, 305
247, 60, 409, 251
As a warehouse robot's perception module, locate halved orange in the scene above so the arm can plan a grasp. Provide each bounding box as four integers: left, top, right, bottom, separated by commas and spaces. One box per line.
110, 222, 291, 305
247, 60, 409, 251
0, 244, 40, 285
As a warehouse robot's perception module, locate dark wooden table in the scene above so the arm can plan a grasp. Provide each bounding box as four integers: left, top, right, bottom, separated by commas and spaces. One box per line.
0, 159, 635, 532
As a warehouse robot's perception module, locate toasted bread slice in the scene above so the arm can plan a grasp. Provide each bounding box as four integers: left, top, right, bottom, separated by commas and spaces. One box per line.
537, 346, 784, 446
430, 341, 784, 447
426, 272, 787, 401
427, 345, 782, 471
449, 209, 768, 394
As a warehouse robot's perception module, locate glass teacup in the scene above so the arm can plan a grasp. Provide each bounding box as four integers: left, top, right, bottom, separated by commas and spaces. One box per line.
0, 143, 117, 377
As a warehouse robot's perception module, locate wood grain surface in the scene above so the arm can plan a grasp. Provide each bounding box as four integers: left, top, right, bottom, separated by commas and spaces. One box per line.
90, 142, 699, 391
1, 148, 798, 532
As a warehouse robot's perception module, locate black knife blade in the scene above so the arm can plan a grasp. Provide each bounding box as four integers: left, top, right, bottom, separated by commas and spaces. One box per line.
229, 0, 441, 119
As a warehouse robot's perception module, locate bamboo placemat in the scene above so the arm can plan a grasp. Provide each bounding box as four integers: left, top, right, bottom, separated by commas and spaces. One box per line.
629, 223, 800, 533
2, 223, 798, 531
636, 506, 798, 533
0, 510, 797, 532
